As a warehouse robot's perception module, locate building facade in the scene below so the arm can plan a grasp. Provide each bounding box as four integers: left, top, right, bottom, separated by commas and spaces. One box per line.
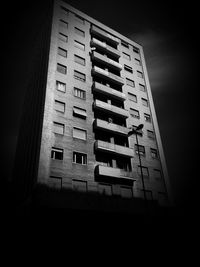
14, 0, 172, 207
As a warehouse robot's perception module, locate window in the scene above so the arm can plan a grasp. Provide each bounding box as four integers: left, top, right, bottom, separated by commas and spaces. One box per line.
73, 106, 87, 119
121, 40, 129, 48
74, 40, 85, 51
122, 52, 131, 61
75, 14, 84, 24
56, 81, 66, 92
138, 166, 149, 177
135, 58, 141, 65
135, 144, 145, 156
144, 113, 151, 122
74, 87, 86, 99
133, 46, 139, 54
137, 71, 143, 78
74, 70, 86, 82
121, 186, 132, 198
73, 127, 87, 140
151, 148, 159, 159
154, 169, 162, 180
49, 175, 62, 189
53, 122, 64, 135
55, 100, 65, 113
60, 6, 69, 16
58, 47, 67, 58
147, 130, 155, 139
72, 179, 87, 192
144, 190, 153, 200
158, 192, 168, 205
128, 92, 137, 102
141, 98, 148, 107
124, 64, 133, 73
74, 27, 85, 37
59, 32, 68, 43
51, 147, 63, 160
57, 63, 67, 74
139, 83, 146, 92
59, 19, 68, 29
130, 108, 140, 119
74, 54, 85, 66
126, 78, 135, 87
98, 183, 112, 196
73, 152, 87, 165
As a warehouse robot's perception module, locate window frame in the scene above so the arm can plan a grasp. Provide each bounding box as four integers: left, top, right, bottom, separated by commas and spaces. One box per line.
74, 54, 86, 66
74, 87, 86, 99
74, 27, 85, 37
73, 151, 87, 165
73, 127, 87, 140
51, 147, 64, 160
57, 63, 67, 74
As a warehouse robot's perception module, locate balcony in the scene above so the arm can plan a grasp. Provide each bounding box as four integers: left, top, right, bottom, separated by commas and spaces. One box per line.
95, 140, 134, 158
92, 66, 124, 85
95, 165, 135, 181
94, 99, 129, 118
91, 25, 119, 45
91, 38, 121, 58
93, 82, 126, 101
91, 51, 122, 70
94, 119, 129, 136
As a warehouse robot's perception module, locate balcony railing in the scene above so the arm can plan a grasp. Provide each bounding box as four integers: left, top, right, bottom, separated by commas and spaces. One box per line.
94, 99, 129, 118
91, 51, 122, 70
92, 66, 124, 85
95, 140, 134, 157
93, 82, 126, 101
95, 165, 135, 181
94, 118, 129, 136
91, 25, 119, 45
91, 38, 121, 58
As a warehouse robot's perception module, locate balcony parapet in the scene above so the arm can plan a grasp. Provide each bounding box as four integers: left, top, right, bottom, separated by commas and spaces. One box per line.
91, 25, 120, 45
91, 38, 121, 58
93, 82, 126, 101
95, 165, 136, 181
94, 99, 129, 118
92, 51, 122, 70
92, 66, 124, 85
95, 140, 134, 157
94, 118, 129, 136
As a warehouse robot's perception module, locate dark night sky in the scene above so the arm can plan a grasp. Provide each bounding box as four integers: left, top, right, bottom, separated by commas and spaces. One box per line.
1, 0, 199, 212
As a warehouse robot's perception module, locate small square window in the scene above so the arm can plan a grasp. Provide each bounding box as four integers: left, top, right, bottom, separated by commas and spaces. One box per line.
53, 122, 64, 135
126, 78, 135, 87
51, 147, 63, 160
73, 152, 87, 165
130, 108, 140, 119
138, 166, 149, 177
135, 144, 145, 156
59, 19, 68, 29
74, 27, 85, 37
124, 64, 133, 73
58, 47, 67, 58
121, 186, 133, 198
60, 6, 69, 16
74, 70, 86, 82
137, 71, 143, 78
73, 106, 87, 119
122, 52, 131, 61
139, 84, 146, 92
144, 113, 151, 122
128, 92, 137, 102
98, 183, 112, 196
58, 32, 68, 43
74, 40, 85, 51
57, 63, 67, 74
133, 46, 139, 54
73, 127, 87, 140
121, 40, 129, 48
141, 98, 148, 107
56, 81, 66, 92
135, 58, 141, 65
75, 14, 85, 24
147, 130, 155, 139
151, 149, 159, 159
154, 169, 162, 180
54, 100, 65, 113
72, 179, 87, 192
74, 54, 85, 66
74, 87, 86, 99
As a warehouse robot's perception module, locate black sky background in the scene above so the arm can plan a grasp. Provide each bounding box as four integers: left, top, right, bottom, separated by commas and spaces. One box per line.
1, 0, 199, 214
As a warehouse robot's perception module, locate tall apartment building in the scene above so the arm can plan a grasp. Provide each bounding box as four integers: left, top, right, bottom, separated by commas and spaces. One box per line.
13, 0, 172, 209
